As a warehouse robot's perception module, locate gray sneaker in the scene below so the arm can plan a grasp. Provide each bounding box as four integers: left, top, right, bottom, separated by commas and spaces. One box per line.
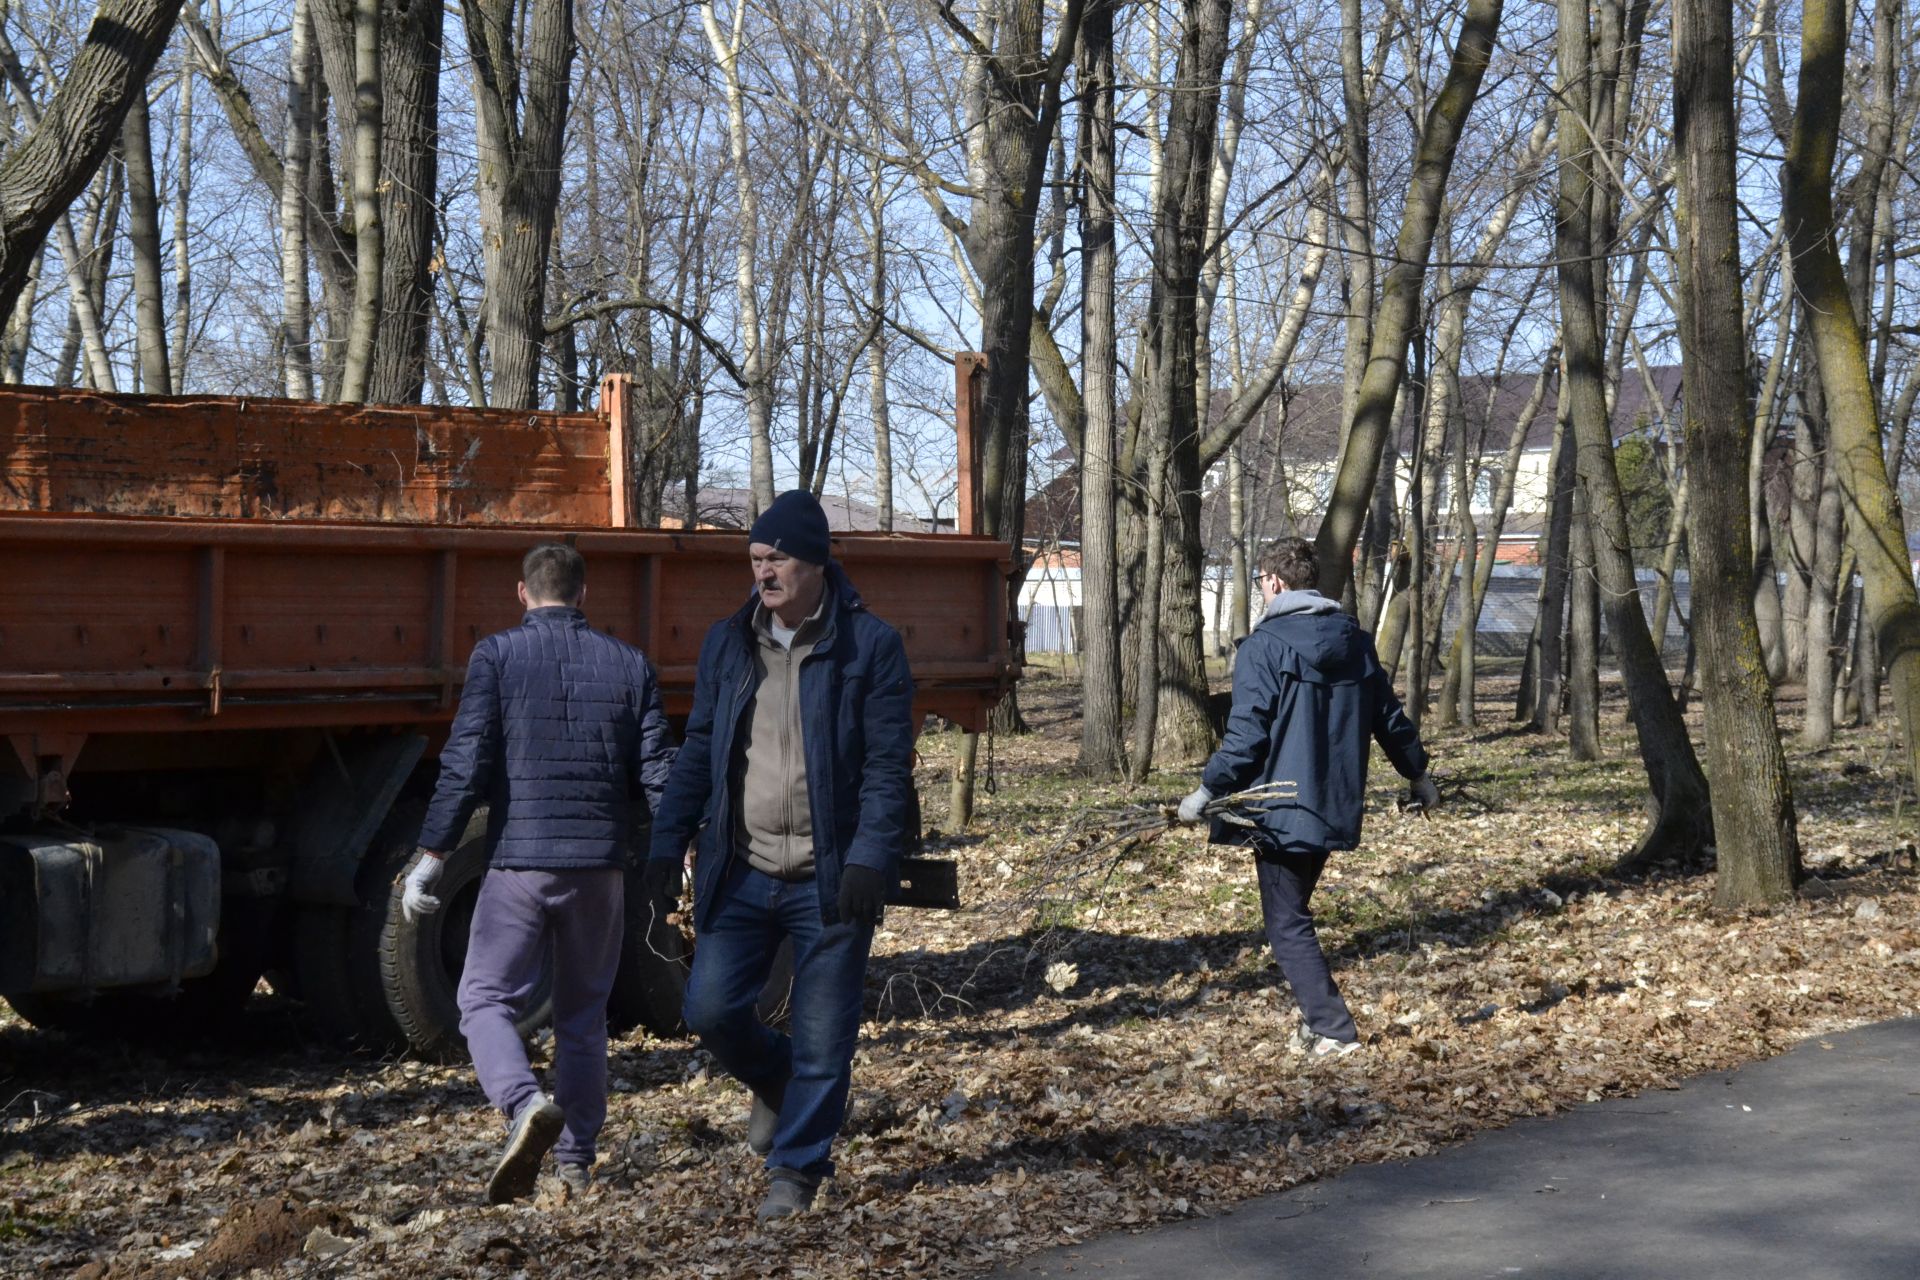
487, 1094, 565, 1204
555, 1162, 592, 1195
755, 1170, 818, 1222
1293, 1025, 1362, 1058
747, 1083, 785, 1158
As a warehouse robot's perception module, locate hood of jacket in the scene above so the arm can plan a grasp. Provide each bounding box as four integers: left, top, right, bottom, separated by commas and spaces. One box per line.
1256, 589, 1362, 675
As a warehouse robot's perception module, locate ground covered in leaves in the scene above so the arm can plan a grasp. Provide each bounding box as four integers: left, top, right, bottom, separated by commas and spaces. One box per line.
5, 664, 1918, 1277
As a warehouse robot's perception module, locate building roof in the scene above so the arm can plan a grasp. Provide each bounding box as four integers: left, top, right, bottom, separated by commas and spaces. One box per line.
663, 487, 952, 534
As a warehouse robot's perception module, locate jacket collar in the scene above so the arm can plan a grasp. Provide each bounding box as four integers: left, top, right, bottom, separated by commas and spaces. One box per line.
523, 605, 588, 627
728, 561, 863, 643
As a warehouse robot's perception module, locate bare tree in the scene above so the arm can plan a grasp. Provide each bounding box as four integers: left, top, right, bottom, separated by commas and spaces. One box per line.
0, 0, 184, 323
1556, 0, 1711, 864
1313, 0, 1505, 601
462, 0, 574, 410
1671, 0, 1799, 906
1784, 0, 1920, 799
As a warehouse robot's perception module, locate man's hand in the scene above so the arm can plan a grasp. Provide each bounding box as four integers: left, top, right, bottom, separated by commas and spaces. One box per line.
837, 865, 887, 926
401, 851, 445, 923
1176, 786, 1214, 825
1408, 774, 1441, 816
640, 857, 684, 908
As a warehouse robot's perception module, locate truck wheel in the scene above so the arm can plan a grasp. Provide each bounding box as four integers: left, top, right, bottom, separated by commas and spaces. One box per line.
604, 871, 794, 1037
607, 866, 691, 1036
375, 810, 551, 1061
292, 902, 399, 1048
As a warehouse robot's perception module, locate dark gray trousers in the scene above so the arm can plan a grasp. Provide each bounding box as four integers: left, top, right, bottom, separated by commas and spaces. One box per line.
1254, 850, 1358, 1042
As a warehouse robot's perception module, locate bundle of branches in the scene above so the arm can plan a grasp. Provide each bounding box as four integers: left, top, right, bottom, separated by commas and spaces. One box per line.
1018, 781, 1302, 910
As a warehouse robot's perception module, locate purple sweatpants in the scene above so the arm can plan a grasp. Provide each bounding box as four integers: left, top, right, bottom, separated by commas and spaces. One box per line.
456, 867, 624, 1167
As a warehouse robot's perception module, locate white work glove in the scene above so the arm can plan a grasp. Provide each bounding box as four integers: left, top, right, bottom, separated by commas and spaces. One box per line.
1408, 774, 1441, 815
401, 850, 445, 923
1176, 786, 1214, 825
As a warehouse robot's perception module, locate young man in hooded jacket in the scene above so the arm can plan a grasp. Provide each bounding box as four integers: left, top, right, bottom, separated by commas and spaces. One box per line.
1178, 537, 1439, 1057
644, 489, 916, 1220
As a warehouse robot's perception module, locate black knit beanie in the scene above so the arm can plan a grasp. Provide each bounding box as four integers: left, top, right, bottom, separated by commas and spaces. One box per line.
748, 489, 832, 564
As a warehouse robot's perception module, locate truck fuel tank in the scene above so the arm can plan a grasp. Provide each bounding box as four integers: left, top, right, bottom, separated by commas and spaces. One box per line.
0, 826, 219, 995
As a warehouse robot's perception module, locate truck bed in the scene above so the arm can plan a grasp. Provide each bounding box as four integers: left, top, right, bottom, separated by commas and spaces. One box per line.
0, 377, 1016, 757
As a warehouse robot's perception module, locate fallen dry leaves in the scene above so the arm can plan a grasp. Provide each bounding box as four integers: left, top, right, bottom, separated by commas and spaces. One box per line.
4, 667, 1916, 1278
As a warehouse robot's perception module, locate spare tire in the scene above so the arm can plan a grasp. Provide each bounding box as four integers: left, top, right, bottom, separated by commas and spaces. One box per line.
375, 806, 552, 1060
606, 863, 692, 1036
605, 862, 794, 1037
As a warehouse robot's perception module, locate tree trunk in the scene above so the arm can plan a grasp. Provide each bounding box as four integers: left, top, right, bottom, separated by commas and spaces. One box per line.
168, 67, 192, 391
280, 0, 316, 397
1228, 444, 1250, 642
1783, 0, 1920, 799
1128, 433, 1170, 783
1670, 0, 1799, 905
1799, 383, 1843, 747
1146, 0, 1232, 764
1315, 0, 1505, 599
1567, 490, 1601, 760
1783, 357, 1817, 677
0, 0, 186, 322
464, 0, 574, 410
366, 0, 440, 405
1558, 0, 1712, 863
1648, 471, 1690, 654
120, 83, 170, 394
866, 138, 893, 531
336, 0, 382, 403
1749, 255, 1794, 681
1075, 0, 1124, 777
1526, 398, 1575, 730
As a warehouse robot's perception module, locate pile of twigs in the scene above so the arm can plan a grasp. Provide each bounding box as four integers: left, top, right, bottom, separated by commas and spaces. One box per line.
1017, 781, 1302, 908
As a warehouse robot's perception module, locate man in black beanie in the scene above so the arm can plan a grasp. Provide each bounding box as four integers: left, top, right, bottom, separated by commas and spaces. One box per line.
645, 489, 916, 1220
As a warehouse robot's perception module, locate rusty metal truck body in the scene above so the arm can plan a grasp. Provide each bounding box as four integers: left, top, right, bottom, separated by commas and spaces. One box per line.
0, 371, 1014, 1050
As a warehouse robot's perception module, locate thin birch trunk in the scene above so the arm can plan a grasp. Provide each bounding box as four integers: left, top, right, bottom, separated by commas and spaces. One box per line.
169, 68, 191, 391
121, 83, 170, 394
337, 0, 382, 403
279, 0, 315, 398
702, 0, 774, 513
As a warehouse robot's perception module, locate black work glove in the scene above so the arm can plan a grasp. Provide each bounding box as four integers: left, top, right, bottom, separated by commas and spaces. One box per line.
836, 864, 887, 926
640, 857, 684, 909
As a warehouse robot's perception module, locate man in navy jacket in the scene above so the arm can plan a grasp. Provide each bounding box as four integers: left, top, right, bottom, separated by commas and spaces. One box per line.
403, 543, 674, 1202
1178, 537, 1438, 1057
645, 489, 915, 1221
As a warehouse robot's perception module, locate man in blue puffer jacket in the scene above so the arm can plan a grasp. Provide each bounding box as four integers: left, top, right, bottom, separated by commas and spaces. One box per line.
404, 542, 674, 1202
1177, 537, 1438, 1058
645, 489, 915, 1221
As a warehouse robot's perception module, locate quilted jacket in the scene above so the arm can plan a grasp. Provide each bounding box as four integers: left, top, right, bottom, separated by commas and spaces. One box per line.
1202, 590, 1427, 854
646, 562, 916, 929
418, 606, 675, 869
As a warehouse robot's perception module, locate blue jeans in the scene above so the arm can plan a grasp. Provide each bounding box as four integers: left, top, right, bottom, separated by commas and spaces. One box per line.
457, 867, 624, 1167
1255, 850, 1357, 1042
683, 860, 874, 1179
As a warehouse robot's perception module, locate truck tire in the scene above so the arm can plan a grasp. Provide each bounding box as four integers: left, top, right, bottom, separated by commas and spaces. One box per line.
604, 870, 793, 1038
293, 804, 550, 1055
375, 808, 551, 1060
607, 866, 691, 1036
292, 902, 399, 1048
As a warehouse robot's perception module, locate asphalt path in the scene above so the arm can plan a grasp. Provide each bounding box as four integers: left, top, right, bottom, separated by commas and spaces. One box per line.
998, 1018, 1920, 1279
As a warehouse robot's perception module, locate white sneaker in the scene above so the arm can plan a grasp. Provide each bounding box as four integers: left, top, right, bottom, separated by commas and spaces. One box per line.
1293, 1026, 1361, 1058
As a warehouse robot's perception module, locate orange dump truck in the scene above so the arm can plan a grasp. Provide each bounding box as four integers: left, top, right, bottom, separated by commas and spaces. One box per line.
0, 368, 1015, 1053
